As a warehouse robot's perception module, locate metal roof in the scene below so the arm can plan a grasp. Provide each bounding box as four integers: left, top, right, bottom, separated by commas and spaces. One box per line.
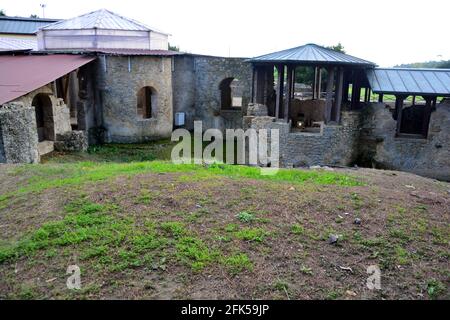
248, 43, 375, 66
366, 68, 450, 96
0, 16, 59, 35
0, 37, 37, 51
86, 48, 182, 56
0, 54, 96, 105
40, 9, 168, 34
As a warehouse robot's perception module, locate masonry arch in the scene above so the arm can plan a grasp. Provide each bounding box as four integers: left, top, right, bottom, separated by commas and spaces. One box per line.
219, 78, 243, 109
137, 86, 157, 119
32, 93, 54, 142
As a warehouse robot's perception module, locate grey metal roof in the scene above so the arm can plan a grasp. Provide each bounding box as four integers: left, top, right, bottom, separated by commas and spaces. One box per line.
248, 43, 375, 66
0, 37, 37, 50
40, 9, 168, 34
366, 68, 450, 96
0, 16, 59, 35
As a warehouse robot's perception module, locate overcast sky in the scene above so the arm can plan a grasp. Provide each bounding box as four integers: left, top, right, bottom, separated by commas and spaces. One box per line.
2, 0, 449, 67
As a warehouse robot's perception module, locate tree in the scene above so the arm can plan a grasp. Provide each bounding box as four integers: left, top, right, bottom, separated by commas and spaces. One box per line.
0, 9, 6, 16
168, 43, 180, 52
30, 14, 39, 18
327, 42, 345, 53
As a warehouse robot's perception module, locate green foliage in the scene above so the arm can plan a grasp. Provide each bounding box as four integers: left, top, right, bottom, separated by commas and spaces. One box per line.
291, 224, 305, 235
222, 253, 253, 274
235, 228, 268, 242
175, 236, 217, 271
168, 43, 180, 52
397, 60, 450, 69
161, 221, 187, 238
427, 279, 446, 299
0, 10, 6, 16
236, 211, 255, 223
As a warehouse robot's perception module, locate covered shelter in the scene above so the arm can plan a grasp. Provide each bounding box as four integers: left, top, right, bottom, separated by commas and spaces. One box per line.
366, 68, 450, 138
248, 43, 375, 129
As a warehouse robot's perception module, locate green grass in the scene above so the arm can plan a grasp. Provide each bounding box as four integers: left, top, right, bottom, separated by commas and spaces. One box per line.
236, 211, 256, 223
2, 161, 362, 205
221, 253, 253, 275
235, 228, 268, 243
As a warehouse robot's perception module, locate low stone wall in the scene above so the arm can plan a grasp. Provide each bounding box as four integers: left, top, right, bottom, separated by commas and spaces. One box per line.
54, 131, 88, 152
359, 102, 450, 181
0, 103, 39, 164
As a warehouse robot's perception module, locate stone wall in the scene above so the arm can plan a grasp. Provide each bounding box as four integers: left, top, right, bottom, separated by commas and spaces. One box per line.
173, 54, 252, 132
278, 111, 361, 167
359, 102, 450, 181
8, 84, 72, 140
101, 56, 173, 143
0, 103, 39, 164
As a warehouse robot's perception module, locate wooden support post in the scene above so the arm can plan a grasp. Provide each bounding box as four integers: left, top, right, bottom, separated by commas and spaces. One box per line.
343, 71, 349, 102
284, 65, 294, 122
378, 93, 384, 103
275, 64, 285, 119
412, 96, 416, 106
291, 67, 296, 99
422, 96, 433, 138
325, 67, 335, 123
254, 66, 266, 104
395, 95, 405, 136
316, 68, 322, 99
312, 67, 317, 99
332, 67, 344, 123
251, 66, 256, 103
350, 72, 359, 110
263, 67, 268, 106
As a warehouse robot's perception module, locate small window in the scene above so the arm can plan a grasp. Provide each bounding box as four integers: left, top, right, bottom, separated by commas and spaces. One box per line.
219, 78, 243, 109
137, 87, 156, 119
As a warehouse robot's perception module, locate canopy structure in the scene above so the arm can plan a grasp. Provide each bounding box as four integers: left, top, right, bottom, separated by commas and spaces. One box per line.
249, 43, 375, 67
0, 54, 96, 105
366, 68, 450, 96
248, 43, 375, 126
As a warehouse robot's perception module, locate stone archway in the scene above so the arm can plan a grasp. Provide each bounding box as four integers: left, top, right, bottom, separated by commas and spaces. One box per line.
32, 93, 54, 142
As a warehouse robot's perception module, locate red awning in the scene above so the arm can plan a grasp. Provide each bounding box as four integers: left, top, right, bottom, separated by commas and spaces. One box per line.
0, 54, 96, 105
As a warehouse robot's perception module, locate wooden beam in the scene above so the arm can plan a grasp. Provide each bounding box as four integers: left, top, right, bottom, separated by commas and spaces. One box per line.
395, 95, 405, 136
284, 65, 294, 122
312, 67, 317, 99
291, 67, 296, 99
342, 70, 350, 102
275, 64, 285, 119
325, 67, 335, 122
422, 96, 433, 138
351, 72, 361, 110
251, 66, 256, 103
332, 68, 344, 123
316, 67, 322, 99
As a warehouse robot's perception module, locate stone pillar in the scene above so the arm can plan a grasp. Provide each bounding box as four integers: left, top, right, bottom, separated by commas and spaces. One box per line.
0, 103, 39, 164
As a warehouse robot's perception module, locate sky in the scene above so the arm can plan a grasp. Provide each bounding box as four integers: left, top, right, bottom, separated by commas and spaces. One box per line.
2, 0, 449, 67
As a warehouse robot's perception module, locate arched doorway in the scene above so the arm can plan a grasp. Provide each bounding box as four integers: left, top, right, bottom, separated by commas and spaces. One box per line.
219, 78, 242, 109
32, 93, 54, 142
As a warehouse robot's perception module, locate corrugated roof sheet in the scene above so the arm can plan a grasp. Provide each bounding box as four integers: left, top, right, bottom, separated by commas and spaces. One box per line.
0, 16, 59, 35
0, 54, 96, 105
40, 9, 168, 34
0, 37, 37, 50
366, 68, 450, 96
87, 48, 182, 56
249, 43, 375, 66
